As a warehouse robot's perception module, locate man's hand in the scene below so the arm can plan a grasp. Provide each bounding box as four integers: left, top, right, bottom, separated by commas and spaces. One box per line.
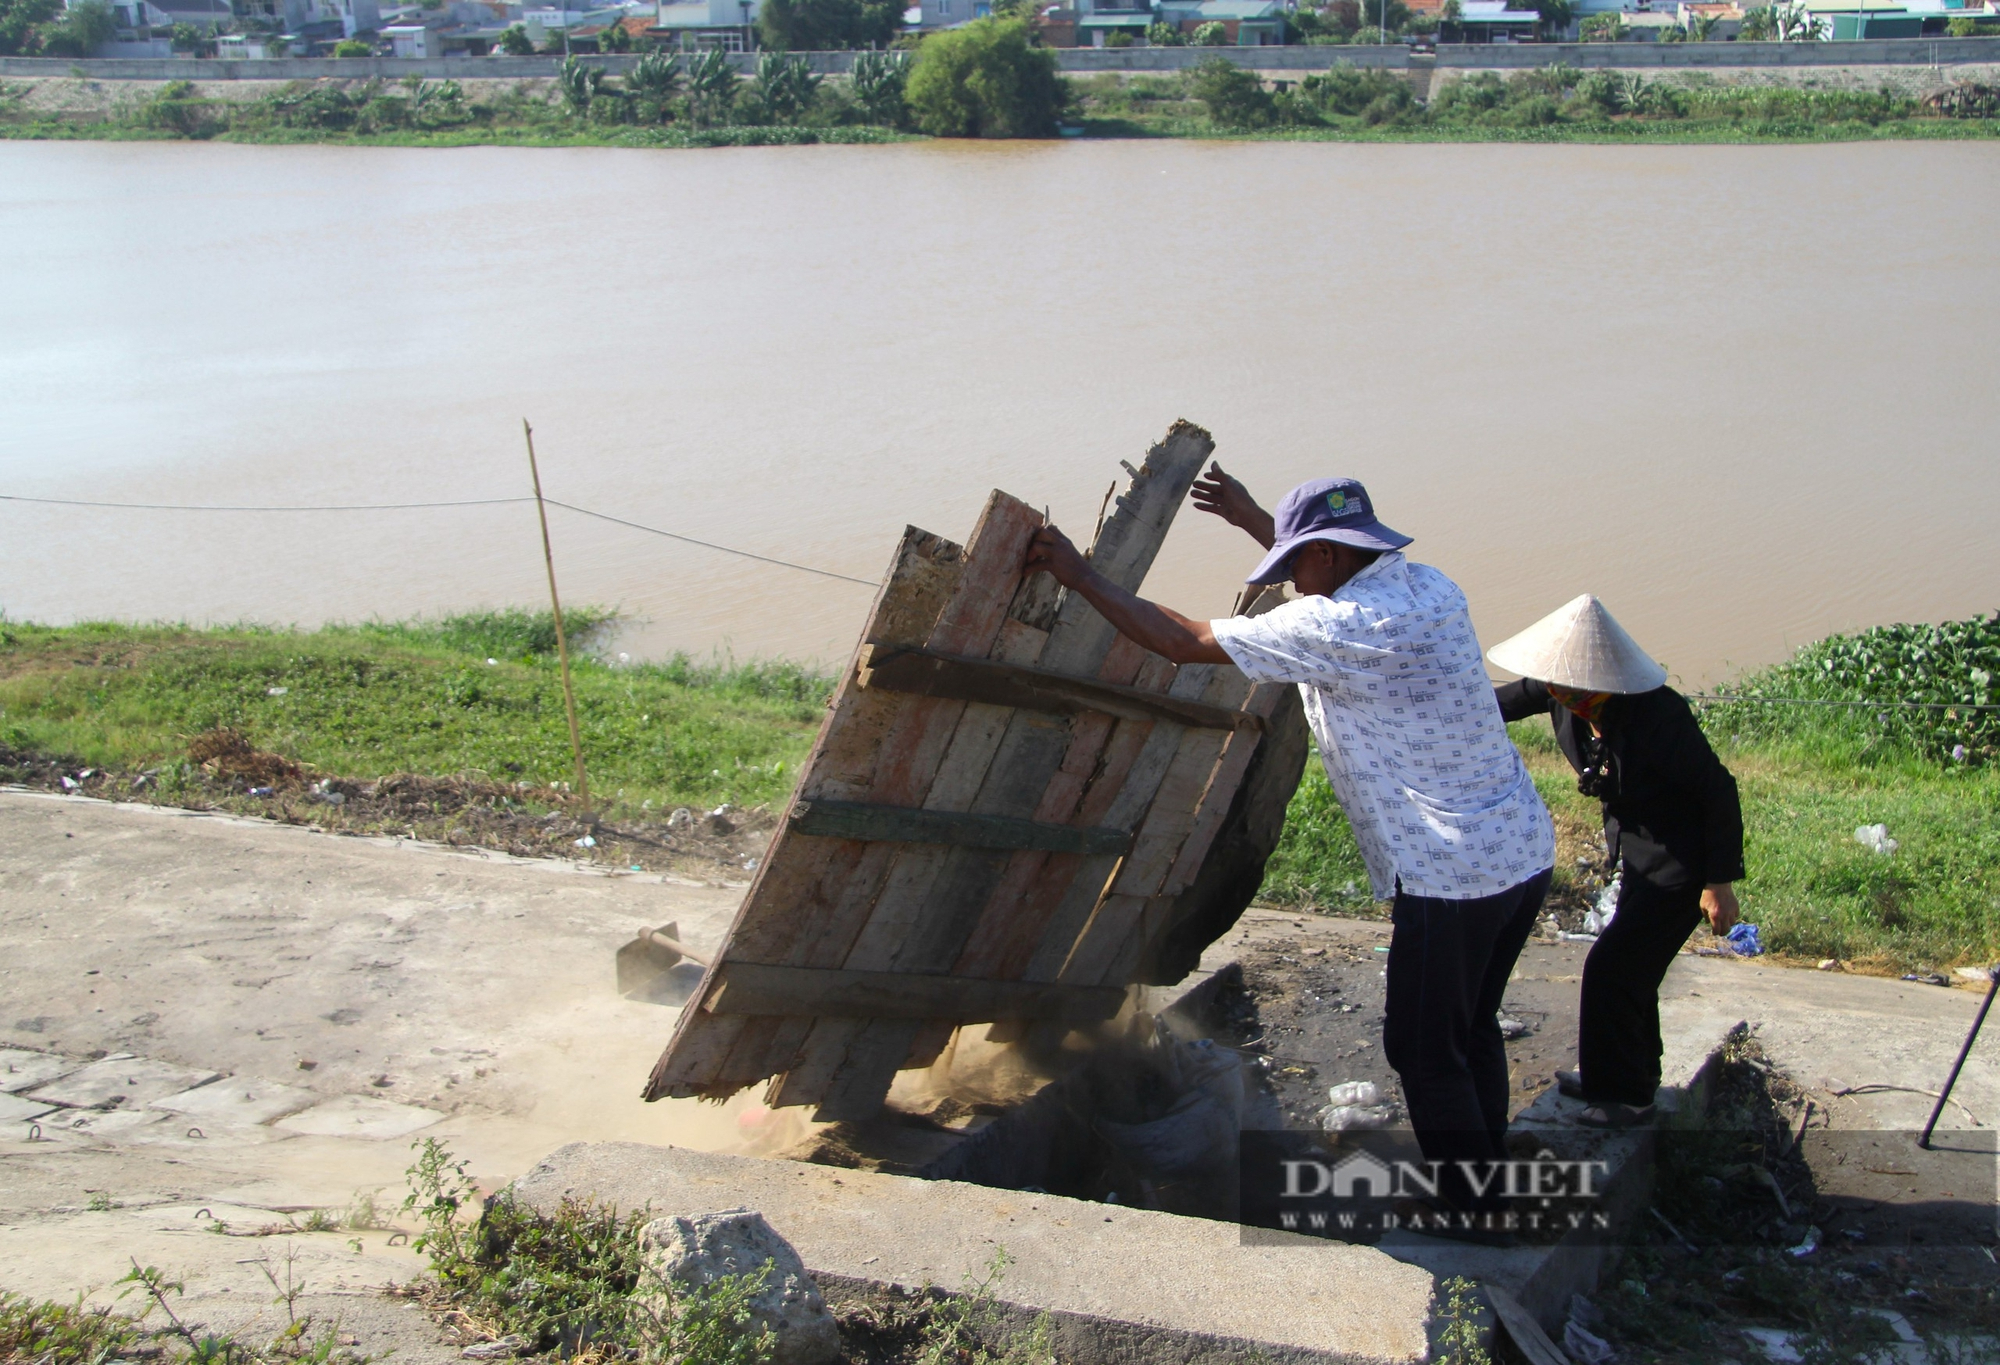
1701, 884, 1740, 935
1190, 462, 1276, 548
1025, 525, 1093, 590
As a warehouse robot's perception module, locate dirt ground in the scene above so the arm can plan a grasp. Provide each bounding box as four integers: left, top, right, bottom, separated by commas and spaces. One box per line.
0, 734, 774, 885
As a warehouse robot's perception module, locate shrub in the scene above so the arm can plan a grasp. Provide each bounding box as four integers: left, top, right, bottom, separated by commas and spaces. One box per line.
904, 17, 1065, 137
1946, 15, 1998, 34
332, 37, 372, 55
1103, 27, 1133, 45
498, 22, 533, 53
559, 53, 603, 114
1146, 20, 1184, 43
1299, 61, 1407, 115
1190, 56, 1272, 126
1579, 11, 1622, 39
143, 77, 224, 135
1190, 19, 1227, 43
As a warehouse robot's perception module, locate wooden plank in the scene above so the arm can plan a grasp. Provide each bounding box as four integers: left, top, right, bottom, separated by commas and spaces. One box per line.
809, 428, 1214, 1118
643, 525, 965, 1101
705, 963, 1125, 1023
788, 799, 1132, 857
858, 646, 1262, 734
758, 491, 1050, 1109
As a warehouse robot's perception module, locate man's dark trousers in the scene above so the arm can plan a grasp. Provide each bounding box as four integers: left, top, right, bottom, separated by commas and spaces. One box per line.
1578, 870, 1705, 1108
1383, 868, 1552, 1209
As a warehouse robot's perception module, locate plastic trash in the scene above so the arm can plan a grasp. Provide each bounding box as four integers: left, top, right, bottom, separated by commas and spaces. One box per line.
266, 686, 288, 697
574, 835, 597, 848
1563, 1319, 1615, 1364
1788, 1225, 1820, 1258
1498, 1017, 1532, 1039
1953, 744, 1969, 763
1318, 1080, 1392, 1132
1854, 823, 1899, 856
1584, 874, 1622, 936
667, 807, 695, 830
1726, 923, 1763, 956
248, 786, 274, 798
59, 776, 78, 791
486, 657, 499, 666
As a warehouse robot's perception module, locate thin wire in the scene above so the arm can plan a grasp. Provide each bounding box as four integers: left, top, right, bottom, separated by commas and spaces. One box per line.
0, 492, 535, 512
543, 500, 881, 588
0, 489, 881, 589
1689, 693, 2000, 713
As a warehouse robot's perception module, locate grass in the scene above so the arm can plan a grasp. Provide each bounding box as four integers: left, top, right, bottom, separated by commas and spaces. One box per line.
3, 608, 1995, 971
0, 611, 832, 816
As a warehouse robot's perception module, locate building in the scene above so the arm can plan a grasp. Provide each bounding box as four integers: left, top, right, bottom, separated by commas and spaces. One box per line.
1453, 0, 1541, 37
916, 0, 991, 24
648, 0, 758, 47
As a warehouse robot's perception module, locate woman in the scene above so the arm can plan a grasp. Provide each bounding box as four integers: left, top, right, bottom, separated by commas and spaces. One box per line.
1489, 594, 1745, 1129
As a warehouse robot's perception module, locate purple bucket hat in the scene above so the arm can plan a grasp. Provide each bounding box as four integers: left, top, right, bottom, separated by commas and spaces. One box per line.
1244, 477, 1412, 586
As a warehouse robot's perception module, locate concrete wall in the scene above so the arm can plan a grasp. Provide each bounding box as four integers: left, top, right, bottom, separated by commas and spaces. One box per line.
6, 35, 2000, 79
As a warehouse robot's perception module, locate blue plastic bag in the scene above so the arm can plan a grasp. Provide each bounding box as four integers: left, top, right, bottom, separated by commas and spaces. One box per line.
1725, 922, 1762, 956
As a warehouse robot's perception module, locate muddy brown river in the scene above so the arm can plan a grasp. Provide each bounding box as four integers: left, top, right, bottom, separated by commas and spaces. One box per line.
3, 138, 1996, 681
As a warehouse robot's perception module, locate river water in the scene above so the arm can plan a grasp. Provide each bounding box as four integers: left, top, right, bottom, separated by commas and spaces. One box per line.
4, 138, 1996, 683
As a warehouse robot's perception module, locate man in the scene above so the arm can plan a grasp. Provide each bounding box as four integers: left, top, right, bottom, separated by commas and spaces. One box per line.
1490, 594, 1745, 1128
1026, 463, 1554, 1210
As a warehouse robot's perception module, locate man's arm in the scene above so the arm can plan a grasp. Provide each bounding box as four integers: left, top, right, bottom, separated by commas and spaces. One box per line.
1024, 526, 1233, 666
1189, 462, 1276, 549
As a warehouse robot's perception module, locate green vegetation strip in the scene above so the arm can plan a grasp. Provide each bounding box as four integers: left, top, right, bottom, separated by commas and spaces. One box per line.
3, 609, 1996, 970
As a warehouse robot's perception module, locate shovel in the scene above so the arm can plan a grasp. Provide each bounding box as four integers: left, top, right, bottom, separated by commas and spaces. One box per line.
616, 921, 712, 997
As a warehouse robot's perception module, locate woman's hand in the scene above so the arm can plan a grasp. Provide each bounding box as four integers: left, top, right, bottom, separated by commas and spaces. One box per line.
1190, 462, 1276, 548
1702, 883, 1740, 935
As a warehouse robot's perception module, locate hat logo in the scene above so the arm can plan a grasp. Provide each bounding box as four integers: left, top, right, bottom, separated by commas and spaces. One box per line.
1327, 491, 1348, 514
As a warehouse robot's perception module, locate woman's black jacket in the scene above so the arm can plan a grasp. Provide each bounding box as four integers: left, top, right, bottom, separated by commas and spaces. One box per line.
1495, 679, 1745, 890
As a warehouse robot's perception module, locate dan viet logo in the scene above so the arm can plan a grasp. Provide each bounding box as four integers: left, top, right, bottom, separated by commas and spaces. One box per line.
1270, 1148, 1613, 1237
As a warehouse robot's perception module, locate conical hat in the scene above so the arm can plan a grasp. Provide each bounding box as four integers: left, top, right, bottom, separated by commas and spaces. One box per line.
1486, 595, 1668, 694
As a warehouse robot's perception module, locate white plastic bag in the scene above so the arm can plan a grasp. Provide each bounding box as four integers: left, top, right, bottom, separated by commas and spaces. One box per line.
1854, 824, 1899, 856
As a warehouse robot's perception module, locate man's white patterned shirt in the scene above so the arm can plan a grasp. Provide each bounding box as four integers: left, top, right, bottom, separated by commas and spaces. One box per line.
1211, 553, 1554, 902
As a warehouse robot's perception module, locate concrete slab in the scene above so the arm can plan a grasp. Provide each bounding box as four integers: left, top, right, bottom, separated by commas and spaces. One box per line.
0, 1091, 57, 1124
23, 1055, 222, 1111
275, 1094, 444, 1140
512, 1140, 1441, 1365
152, 1078, 319, 1126
0, 1047, 79, 1093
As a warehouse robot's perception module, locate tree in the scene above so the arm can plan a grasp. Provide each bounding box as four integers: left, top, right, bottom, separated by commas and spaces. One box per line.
597, 17, 631, 51
0, 0, 60, 55
754, 49, 822, 119
1772, 1, 1821, 39
1689, 10, 1719, 38
627, 48, 681, 95
1190, 55, 1272, 126
1438, 0, 1460, 38
757, 0, 899, 51
1527, 0, 1570, 40
498, 22, 534, 52
848, 48, 909, 124
1190, 19, 1227, 43
37, 0, 113, 55
904, 17, 1065, 137
685, 45, 738, 124
1579, 11, 1623, 39
559, 53, 604, 113
1737, 4, 1773, 37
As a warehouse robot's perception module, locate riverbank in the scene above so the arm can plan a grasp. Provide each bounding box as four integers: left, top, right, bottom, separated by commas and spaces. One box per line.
5, 63, 1998, 144
3, 609, 1994, 973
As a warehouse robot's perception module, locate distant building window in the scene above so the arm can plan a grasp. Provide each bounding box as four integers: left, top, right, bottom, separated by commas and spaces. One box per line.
938, 0, 950, 12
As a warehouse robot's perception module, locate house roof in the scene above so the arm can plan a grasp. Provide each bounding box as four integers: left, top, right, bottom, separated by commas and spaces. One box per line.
1076, 9, 1152, 21
1193, 0, 1280, 14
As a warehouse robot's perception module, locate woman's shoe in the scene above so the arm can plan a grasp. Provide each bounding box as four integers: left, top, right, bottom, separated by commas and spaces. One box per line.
1555, 1069, 1586, 1100
1577, 1102, 1656, 1129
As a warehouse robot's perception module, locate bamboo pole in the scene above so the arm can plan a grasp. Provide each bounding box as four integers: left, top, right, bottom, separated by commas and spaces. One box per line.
523, 419, 591, 817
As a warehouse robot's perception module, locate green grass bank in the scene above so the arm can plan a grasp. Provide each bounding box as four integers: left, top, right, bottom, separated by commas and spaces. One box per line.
2, 609, 1995, 972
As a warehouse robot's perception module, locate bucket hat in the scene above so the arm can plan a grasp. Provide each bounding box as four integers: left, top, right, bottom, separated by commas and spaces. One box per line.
1245, 478, 1412, 586
1486, 594, 1668, 694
